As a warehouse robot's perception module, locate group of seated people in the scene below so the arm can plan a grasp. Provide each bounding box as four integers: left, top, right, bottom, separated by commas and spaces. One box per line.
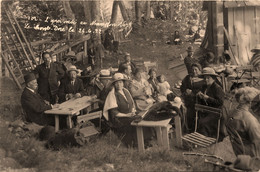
20, 48, 260, 160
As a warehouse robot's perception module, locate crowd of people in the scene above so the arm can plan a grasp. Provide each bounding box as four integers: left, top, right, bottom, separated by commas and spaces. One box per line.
20, 41, 260, 167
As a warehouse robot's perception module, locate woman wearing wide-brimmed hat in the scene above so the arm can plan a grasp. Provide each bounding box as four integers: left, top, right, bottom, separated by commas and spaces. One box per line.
103, 73, 153, 147
196, 67, 226, 141
250, 44, 260, 72
226, 86, 260, 157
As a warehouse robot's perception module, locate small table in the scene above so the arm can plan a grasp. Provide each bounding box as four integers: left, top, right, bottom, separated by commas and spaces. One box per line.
131, 118, 172, 152
45, 96, 99, 132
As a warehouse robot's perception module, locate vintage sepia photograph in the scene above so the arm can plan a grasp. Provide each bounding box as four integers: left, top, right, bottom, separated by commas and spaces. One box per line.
0, 0, 260, 171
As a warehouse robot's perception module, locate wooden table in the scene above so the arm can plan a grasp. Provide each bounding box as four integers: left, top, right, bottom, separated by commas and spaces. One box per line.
131, 118, 172, 152
45, 96, 99, 132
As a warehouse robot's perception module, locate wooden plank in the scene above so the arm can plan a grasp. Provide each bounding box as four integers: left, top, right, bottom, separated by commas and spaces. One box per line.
45, 96, 98, 115
3, 9, 35, 69
77, 111, 102, 123
131, 118, 171, 127
182, 135, 211, 147
1, 53, 22, 89
193, 132, 216, 142
79, 126, 99, 137
136, 126, 145, 152
184, 133, 215, 144
155, 127, 163, 146
195, 104, 222, 116
168, 60, 184, 69
223, 26, 240, 65
52, 35, 90, 55
182, 137, 207, 147
174, 116, 183, 147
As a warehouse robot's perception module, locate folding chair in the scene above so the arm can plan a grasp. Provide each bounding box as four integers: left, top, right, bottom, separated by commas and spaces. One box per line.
181, 104, 223, 148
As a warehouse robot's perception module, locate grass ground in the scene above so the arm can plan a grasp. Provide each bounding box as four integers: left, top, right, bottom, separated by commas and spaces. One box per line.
0, 19, 237, 171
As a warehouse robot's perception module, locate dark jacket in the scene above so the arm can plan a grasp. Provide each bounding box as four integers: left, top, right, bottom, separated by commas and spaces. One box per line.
181, 75, 205, 106
58, 77, 85, 103
34, 62, 64, 102
184, 56, 197, 75
198, 81, 224, 108
21, 87, 53, 126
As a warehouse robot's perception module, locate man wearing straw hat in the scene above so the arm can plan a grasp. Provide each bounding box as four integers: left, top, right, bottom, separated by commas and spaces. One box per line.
58, 65, 85, 103
196, 67, 226, 141
184, 46, 197, 75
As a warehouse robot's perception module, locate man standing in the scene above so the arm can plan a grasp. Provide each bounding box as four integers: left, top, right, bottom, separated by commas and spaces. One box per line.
58, 65, 85, 103
21, 73, 55, 126
34, 52, 64, 104
184, 46, 197, 75
118, 53, 136, 74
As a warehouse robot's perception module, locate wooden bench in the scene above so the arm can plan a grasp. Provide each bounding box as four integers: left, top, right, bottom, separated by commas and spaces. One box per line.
131, 118, 172, 152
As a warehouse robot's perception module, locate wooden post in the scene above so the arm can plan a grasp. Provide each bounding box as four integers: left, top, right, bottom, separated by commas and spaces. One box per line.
155, 127, 163, 146
135, 1, 142, 25
212, 1, 224, 64
145, 0, 151, 21
161, 127, 169, 150
170, 2, 175, 21
136, 126, 145, 152
84, 41, 87, 65
111, 1, 119, 24
174, 115, 183, 148
91, 1, 100, 22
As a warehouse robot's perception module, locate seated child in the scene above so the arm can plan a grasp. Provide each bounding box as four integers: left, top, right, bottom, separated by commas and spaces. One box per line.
157, 74, 173, 102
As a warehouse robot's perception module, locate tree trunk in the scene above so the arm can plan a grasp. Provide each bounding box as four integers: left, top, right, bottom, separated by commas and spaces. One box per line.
135, 1, 141, 25
118, 1, 129, 21
62, 1, 75, 20
82, 1, 92, 23
145, 0, 151, 20
91, 1, 100, 22
169, 1, 175, 20
111, 1, 119, 24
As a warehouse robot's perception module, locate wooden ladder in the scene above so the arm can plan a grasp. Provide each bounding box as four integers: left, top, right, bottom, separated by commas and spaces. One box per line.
1, 3, 38, 89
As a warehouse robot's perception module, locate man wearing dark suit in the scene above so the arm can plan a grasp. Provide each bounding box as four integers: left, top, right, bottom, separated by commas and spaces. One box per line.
58, 65, 85, 103
21, 73, 55, 126
197, 67, 226, 141
34, 52, 65, 104
184, 46, 197, 75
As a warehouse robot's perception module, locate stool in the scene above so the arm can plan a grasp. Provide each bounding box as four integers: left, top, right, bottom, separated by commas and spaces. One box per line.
131, 118, 172, 152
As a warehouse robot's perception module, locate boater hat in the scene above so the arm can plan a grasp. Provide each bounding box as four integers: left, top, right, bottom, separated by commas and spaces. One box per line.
251, 44, 260, 52
67, 65, 79, 74
24, 73, 36, 84
99, 69, 112, 79
199, 67, 219, 77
